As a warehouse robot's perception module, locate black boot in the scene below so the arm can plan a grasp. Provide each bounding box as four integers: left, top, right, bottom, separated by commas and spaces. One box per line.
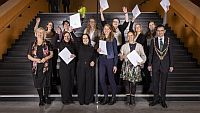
130, 95, 135, 105
44, 87, 51, 104
37, 88, 45, 106
100, 97, 109, 105
108, 96, 116, 105
125, 95, 131, 105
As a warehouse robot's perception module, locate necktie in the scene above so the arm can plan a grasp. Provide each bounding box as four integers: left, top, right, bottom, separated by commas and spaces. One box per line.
160, 38, 164, 51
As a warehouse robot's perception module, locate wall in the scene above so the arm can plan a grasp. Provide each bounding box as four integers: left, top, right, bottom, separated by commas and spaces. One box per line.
0, 0, 48, 59
60, 0, 145, 12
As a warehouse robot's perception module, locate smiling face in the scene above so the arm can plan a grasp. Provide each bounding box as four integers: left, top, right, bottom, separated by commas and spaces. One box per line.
135, 24, 142, 33
112, 18, 119, 28
103, 25, 111, 38
89, 18, 96, 28
63, 22, 70, 30
149, 21, 156, 31
156, 26, 166, 37
47, 22, 53, 31
63, 32, 71, 42
82, 34, 89, 45
35, 28, 45, 41
127, 32, 135, 43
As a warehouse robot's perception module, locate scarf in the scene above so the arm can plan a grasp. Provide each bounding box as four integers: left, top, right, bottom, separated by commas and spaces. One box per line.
31, 40, 49, 75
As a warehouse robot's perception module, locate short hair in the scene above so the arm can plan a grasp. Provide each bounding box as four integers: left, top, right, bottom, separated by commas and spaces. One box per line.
112, 18, 120, 23
156, 24, 165, 30
62, 20, 70, 26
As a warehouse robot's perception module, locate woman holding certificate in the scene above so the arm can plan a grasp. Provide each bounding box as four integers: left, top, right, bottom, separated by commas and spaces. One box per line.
77, 34, 96, 105
27, 27, 53, 106
97, 24, 118, 105
119, 31, 146, 105
59, 31, 76, 105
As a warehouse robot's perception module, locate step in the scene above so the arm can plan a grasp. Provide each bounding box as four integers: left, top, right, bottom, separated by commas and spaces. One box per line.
0, 70, 31, 75
3, 57, 29, 62
0, 62, 31, 69
0, 76, 32, 82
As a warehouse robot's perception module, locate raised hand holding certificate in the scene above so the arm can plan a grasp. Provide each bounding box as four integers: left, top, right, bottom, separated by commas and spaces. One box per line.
160, 0, 170, 12
132, 4, 141, 19
127, 50, 143, 67
59, 47, 74, 64
70, 13, 82, 29
100, 0, 109, 11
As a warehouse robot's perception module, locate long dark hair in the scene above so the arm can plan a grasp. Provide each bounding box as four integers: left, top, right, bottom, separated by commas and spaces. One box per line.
81, 34, 92, 46
46, 21, 56, 35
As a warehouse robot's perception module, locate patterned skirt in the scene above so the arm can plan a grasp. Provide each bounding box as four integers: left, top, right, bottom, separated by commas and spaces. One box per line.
120, 60, 142, 84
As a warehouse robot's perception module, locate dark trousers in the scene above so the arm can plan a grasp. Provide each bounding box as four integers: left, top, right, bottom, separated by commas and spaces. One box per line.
99, 57, 117, 97
63, 4, 70, 13
52, 49, 58, 84
59, 62, 75, 102
77, 63, 94, 104
152, 69, 168, 101
124, 80, 136, 95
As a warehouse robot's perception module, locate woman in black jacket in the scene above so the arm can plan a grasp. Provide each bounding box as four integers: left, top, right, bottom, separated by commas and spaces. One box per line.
59, 31, 76, 104
77, 34, 96, 105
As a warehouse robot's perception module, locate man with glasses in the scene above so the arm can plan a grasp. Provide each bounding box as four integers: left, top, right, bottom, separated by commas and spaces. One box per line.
148, 25, 174, 108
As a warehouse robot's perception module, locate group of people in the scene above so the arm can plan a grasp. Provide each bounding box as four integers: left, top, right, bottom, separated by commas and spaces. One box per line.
27, 7, 174, 108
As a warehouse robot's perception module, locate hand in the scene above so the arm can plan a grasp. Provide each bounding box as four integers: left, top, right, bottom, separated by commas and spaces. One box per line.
56, 26, 61, 34
113, 66, 117, 74
132, 16, 136, 22
97, 48, 101, 53
100, 7, 104, 13
35, 58, 41, 63
40, 58, 46, 63
36, 17, 40, 23
90, 61, 95, 67
70, 54, 76, 58
148, 66, 152, 72
68, 26, 73, 32
122, 6, 127, 13
169, 67, 174, 72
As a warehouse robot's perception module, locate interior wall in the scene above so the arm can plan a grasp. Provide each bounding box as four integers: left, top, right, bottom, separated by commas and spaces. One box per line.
0, 0, 48, 59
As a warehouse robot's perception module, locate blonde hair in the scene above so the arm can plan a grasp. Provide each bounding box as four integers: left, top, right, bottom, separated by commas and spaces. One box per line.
35, 27, 46, 40
85, 18, 97, 34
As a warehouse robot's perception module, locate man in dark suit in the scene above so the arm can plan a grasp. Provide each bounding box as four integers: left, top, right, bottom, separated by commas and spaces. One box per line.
148, 25, 174, 108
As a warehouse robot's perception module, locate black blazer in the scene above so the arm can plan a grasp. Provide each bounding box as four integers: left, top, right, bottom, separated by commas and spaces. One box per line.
148, 37, 173, 72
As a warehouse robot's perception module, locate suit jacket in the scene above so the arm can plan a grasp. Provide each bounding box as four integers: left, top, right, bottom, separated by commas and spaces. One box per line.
148, 36, 173, 72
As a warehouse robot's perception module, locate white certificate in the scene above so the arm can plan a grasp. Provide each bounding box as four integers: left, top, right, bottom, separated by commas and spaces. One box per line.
127, 50, 143, 67
100, 0, 109, 11
132, 4, 141, 19
70, 13, 82, 29
58, 47, 74, 64
160, 0, 170, 12
99, 40, 107, 55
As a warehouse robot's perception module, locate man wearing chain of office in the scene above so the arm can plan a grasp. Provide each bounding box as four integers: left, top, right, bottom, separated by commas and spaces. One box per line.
147, 24, 174, 108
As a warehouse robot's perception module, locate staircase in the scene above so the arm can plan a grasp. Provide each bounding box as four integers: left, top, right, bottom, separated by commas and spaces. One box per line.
0, 12, 200, 100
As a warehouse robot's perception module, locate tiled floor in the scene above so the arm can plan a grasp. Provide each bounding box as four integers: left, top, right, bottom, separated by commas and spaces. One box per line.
0, 101, 200, 113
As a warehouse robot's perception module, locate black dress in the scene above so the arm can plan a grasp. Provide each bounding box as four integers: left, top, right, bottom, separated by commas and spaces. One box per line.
59, 41, 76, 103
27, 41, 52, 88
76, 44, 96, 105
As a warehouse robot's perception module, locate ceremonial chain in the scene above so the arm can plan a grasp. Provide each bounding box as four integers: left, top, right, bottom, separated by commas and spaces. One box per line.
154, 38, 170, 60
